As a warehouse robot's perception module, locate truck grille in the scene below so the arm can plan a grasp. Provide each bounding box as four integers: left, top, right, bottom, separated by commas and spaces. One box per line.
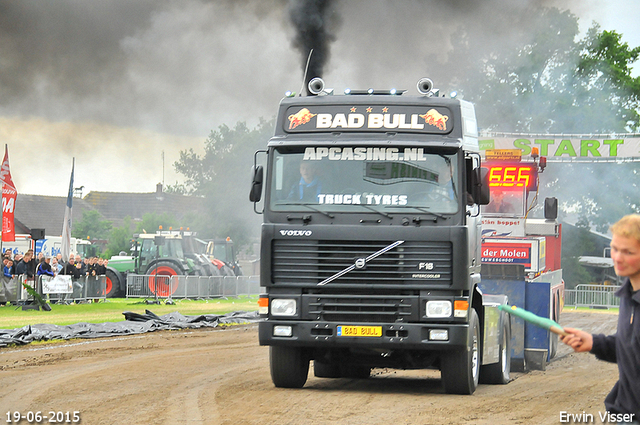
272, 240, 452, 286
303, 294, 419, 322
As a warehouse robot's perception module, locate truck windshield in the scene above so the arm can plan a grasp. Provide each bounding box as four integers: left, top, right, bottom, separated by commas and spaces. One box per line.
269, 146, 459, 214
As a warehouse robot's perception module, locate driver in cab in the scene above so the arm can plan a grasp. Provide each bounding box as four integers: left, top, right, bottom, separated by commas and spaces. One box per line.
288, 161, 322, 202
484, 190, 515, 214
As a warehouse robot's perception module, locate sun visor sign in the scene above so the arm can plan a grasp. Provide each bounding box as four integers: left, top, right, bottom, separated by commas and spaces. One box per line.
285, 105, 453, 134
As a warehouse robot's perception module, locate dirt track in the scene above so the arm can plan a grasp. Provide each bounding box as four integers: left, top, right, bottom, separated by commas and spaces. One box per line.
0, 311, 621, 425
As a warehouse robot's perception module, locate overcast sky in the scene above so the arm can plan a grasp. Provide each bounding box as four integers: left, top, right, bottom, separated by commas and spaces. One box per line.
1, 0, 638, 198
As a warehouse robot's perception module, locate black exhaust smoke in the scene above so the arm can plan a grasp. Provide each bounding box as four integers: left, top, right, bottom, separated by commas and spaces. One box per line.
288, 0, 340, 95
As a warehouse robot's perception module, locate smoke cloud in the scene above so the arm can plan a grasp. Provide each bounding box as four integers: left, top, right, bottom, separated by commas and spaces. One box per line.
0, 0, 637, 197
288, 0, 341, 93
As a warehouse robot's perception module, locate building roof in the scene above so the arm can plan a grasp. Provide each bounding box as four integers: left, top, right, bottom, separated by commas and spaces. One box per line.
13, 185, 205, 236
82, 187, 204, 228
14, 194, 100, 237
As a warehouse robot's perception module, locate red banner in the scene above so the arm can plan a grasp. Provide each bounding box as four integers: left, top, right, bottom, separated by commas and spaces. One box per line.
481, 242, 532, 267
1, 145, 17, 242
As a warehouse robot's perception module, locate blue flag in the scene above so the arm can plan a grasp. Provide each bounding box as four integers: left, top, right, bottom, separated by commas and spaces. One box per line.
61, 159, 74, 262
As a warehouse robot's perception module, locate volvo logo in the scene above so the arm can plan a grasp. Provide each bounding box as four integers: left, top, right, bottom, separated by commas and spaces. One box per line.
280, 230, 312, 237
355, 258, 366, 269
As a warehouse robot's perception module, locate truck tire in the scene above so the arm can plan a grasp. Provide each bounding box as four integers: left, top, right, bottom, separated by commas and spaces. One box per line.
104, 269, 123, 298
548, 331, 558, 360
480, 316, 511, 384
441, 309, 480, 394
270, 346, 309, 388
314, 361, 341, 378
548, 294, 560, 359
147, 261, 182, 297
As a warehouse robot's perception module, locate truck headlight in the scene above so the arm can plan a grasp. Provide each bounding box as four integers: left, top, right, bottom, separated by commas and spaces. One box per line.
426, 300, 452, 318
271, 299, 297, 316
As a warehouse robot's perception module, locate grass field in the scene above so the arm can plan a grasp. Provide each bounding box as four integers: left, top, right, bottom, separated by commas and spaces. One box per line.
0, 296, 259, 330
0, 298, 615, 331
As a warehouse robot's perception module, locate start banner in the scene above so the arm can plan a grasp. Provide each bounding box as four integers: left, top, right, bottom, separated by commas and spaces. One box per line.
479, 136, 640, 160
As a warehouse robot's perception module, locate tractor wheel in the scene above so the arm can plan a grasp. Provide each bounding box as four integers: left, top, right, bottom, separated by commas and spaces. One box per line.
208, 263, 222, 277
204, 263, 218, 277
220, 265, 235, 277
104, 269, 123, 298
232, 264, 243, 276
147, 261, 182, 297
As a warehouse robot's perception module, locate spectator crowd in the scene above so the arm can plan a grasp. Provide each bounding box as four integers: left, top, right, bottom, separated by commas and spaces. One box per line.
1, 250, 108, 305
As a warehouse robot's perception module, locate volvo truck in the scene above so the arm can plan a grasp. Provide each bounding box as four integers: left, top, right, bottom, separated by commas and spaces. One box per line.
250, 78, 510, 394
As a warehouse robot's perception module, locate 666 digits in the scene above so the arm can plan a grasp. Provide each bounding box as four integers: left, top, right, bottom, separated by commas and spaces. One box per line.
6, 411, 80, 423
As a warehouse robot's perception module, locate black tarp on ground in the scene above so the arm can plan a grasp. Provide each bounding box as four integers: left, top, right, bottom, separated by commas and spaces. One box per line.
0, 310, 260, 348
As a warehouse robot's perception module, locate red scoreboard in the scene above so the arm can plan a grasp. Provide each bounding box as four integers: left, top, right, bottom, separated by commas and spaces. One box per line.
484, 162, 538, 191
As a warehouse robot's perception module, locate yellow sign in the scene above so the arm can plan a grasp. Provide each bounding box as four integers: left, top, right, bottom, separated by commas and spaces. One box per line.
485, 149, 522, 161
337, 325, 382, 337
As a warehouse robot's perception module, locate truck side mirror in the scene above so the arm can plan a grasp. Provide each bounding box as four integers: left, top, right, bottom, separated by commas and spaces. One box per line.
249, 165, 264, 202
544, 197, 558, 220
466, 158, 490, 205
477, 168, 491, 205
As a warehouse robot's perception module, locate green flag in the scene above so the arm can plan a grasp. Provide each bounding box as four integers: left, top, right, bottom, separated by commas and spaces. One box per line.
498, 304, 566, 336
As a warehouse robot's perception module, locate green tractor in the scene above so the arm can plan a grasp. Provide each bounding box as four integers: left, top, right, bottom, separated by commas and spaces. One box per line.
105, 230, 218, 297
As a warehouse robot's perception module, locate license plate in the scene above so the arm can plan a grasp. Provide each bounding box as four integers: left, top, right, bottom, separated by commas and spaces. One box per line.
337, 325, 382, 337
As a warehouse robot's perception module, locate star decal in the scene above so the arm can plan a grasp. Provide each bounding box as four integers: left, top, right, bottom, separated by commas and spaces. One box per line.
366, 107, 373, 113
382, 107, 389, 113
350, 107, 357, 113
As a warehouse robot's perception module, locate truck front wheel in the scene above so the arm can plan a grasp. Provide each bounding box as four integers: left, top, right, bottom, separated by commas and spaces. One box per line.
441, 309, 480, 394
270, 346, 309, 388
480, 316, 511, 384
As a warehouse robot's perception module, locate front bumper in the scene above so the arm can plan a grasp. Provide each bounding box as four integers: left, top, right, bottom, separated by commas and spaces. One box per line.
259, 320, 470, 351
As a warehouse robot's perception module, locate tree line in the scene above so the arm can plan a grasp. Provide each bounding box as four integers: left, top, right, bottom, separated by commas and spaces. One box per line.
73, 7, 640, 287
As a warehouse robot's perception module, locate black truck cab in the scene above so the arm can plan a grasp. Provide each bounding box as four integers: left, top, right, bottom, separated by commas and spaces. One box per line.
251, 78, 509, 395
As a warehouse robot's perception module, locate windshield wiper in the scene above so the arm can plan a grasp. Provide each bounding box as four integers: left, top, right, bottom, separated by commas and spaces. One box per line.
352, 204, 392, 219
275, 202, 335, 218
387, 205, 448, 220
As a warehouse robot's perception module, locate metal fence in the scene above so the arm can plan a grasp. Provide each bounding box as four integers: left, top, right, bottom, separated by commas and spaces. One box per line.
126, 274, 261, 299
564, 284, 621, 309
1, 275, 107, 305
